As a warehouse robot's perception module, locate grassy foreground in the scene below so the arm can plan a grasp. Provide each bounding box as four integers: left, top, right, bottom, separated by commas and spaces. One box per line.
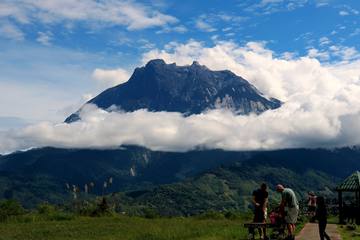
338, 224, 360, 240
0, 215, 251, 240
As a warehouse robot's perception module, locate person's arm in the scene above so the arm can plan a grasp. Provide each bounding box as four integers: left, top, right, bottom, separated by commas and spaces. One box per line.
263, 197, 268, 212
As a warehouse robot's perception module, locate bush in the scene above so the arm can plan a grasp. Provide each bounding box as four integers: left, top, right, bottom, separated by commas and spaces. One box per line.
76, 198, 115, 217
78, 201, 97, 217
143, 207, 159, 219
37, 203, 74, 221
37, 203, 56, 215
224, 211, 242, 220
0, 199, 25, 221
346, 224, 357, 231
47, 212, 74, 221
296, 214, 306, 223
197, 210, 225, 220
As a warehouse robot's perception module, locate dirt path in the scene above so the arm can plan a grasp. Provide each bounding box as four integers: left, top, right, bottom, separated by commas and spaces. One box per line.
296, 223, 341, 240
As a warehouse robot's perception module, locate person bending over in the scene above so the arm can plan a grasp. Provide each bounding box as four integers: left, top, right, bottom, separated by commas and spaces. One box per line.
276, 184, 299, 240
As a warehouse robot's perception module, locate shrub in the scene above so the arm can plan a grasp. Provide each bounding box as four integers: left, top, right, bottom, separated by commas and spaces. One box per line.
0, 199, 25, 221
37, 202, 74, 221
346, 224, 357, 231
78, 197, 116, 217
224, 211, 242, 220
197, 210, 225, 220
143, 207, 159, 219
78, 201, 98, 216
47, 212, 74, 221
37, 203, 56, 215
297, 214, 307, 223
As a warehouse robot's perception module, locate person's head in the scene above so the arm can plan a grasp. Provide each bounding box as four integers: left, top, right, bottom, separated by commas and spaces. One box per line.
261, 183, 267, 191
276, 184, 284, 193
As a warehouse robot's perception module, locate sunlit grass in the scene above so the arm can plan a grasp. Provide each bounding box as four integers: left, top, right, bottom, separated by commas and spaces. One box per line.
338, 224, 360, 240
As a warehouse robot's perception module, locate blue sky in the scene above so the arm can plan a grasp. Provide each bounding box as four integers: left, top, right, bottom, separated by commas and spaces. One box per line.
1, 0, 360, 126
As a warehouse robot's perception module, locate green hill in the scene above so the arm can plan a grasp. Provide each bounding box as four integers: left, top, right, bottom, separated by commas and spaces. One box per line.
0, 146, 359, 211
115, 161, 339, 216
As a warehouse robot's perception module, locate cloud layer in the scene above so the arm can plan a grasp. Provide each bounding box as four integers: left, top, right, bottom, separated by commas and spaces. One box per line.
0, 0, 177, 33
2, 40, 360, 154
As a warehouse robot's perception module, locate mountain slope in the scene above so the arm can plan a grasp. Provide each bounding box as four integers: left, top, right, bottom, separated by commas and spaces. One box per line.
0, 147, 359, 208
118, 164, 339, 216
66, 60, 281, 122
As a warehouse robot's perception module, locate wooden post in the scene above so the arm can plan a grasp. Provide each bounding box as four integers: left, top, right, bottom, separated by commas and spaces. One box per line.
338, 191, 344, 224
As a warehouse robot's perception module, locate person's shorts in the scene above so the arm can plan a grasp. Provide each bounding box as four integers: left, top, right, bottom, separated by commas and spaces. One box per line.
285, 206, 299, 224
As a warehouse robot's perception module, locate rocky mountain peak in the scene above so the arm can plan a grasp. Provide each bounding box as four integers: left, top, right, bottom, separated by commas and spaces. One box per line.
65, 59, 281, 123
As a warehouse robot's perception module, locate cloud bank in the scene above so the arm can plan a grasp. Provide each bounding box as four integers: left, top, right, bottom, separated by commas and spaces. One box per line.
2, 40, 360, 154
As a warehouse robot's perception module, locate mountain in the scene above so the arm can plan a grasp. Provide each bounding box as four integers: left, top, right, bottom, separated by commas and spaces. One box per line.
65, 59, 281, 122
0, 146, 359, 209
0, 146, 251, 200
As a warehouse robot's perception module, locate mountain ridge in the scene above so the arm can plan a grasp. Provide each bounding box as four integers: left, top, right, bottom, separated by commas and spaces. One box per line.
1, 146, 359, 209
65, 59, 281, 122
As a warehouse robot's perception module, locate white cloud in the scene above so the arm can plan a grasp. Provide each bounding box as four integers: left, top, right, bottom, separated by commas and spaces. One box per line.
193, 12, 245, 34
338, 5, 359, 16
0, 0, 178, 30
350, 28, 360, 37
0, 116, 31, 130
281, 51, 297, 60
3, 40, 360, 154
319, 37, 330, 46
173, 25, 188, 33
246, 0, 308, 14
195, 18, 216, 32
138, 39, 156, 49
315, 0, 329, 7
307, 48, 330, 61
339, 10, 349, 16
92, 68, 130, 88
158, 25, 188, 34
0, 21, 24, 40
328, 45, 360, 62
260, 0, 284, 4
303, 45, 360, 63
0, 2, 29, 23
36, 31, 52, 46
141, 40, 343, 101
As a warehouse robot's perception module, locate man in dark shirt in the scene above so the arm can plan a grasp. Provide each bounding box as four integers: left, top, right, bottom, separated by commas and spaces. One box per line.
251, 183, 269, 240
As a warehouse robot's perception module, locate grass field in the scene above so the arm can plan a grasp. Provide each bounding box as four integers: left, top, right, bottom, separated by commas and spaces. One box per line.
338, 224, 360, 240
328, 215, 360, 240
0, 203, 312, 240
0, 214, 253, 240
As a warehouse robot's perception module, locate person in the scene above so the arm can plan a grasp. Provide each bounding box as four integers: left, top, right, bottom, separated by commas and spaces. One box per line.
315, 196, 330, 240
307, 191, 317, 221
276, 184, 299, 240
250, 183, 269, 240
